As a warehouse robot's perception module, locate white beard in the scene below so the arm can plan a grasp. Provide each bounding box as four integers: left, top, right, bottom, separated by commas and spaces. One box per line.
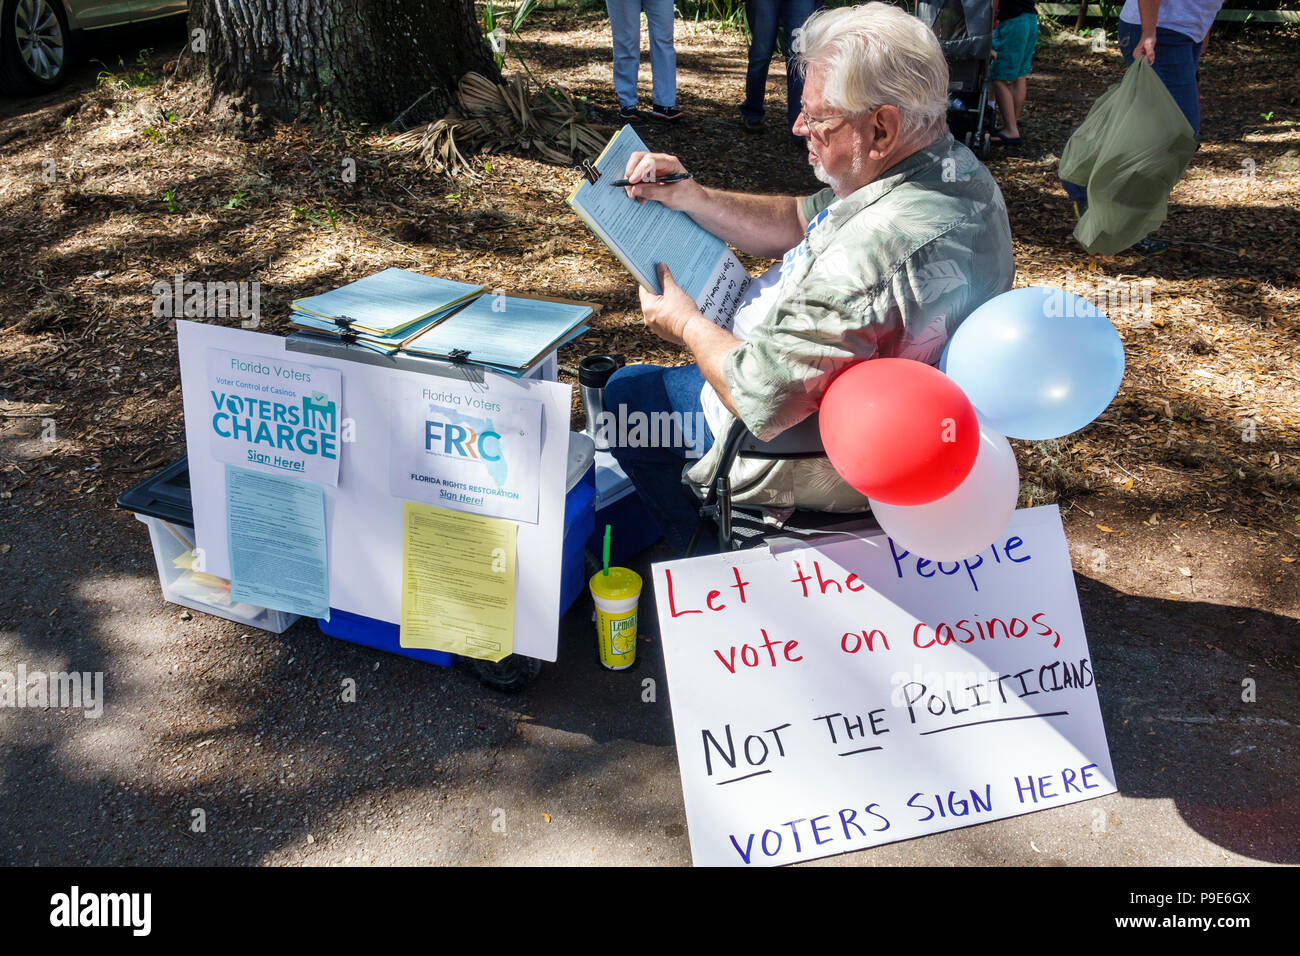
808, 137, 866, 195
809, 150, 837, 190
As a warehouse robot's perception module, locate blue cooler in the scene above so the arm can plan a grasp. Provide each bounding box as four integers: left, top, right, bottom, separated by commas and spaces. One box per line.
587, 450, 662, 565
317, 432, 596, 666
316, 610, 456, 666
559, 437, 597, 612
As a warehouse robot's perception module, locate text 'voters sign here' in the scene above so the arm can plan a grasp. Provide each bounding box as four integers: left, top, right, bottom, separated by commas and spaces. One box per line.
653, 506, 1116, 867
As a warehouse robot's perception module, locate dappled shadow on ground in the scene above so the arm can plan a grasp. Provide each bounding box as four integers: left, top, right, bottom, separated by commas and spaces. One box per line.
0, 11, 1296, 865
0, 498, 682, 865
1, 500, 1294, 864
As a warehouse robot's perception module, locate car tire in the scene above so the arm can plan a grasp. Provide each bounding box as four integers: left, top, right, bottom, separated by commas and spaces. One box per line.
0, 0, 71, 94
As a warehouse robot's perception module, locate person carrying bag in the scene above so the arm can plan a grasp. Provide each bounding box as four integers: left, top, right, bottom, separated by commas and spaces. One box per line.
1058, 57, 1198, 257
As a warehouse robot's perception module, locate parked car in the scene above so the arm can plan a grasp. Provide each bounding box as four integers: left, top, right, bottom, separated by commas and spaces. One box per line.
1, 0, 187, 94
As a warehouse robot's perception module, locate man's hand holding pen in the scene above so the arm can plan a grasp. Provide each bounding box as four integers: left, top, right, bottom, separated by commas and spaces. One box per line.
621, 151, 704, 211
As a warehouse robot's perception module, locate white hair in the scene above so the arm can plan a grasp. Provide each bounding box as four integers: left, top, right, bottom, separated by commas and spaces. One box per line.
793, 2, 950, 145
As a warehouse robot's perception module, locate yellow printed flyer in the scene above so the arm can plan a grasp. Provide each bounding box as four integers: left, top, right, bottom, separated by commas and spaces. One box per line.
399, 501, 516, 662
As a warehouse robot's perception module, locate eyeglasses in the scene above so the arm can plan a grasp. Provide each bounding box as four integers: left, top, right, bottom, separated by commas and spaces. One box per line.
798, 103, 848, 138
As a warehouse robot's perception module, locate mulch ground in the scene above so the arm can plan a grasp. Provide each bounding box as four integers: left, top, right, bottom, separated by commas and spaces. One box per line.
1, 10, 1297, 621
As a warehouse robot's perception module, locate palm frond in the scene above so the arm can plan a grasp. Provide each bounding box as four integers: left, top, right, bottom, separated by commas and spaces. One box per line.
388, 73, 610, 177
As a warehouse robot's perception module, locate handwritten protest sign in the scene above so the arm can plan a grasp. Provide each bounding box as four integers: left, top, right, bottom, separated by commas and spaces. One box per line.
653, 506, 1116, 866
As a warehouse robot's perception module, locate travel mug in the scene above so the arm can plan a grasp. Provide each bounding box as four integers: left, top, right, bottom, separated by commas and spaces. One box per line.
579, 354, 623, 450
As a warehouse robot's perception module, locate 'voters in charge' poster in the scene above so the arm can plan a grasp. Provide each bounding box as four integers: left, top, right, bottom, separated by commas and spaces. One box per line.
204, 348, 343, 487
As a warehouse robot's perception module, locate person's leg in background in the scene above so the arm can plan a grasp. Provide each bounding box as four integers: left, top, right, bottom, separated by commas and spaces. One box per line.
1064, 17, 1143, 213
1060, 15, 1099, 206
1058, 15, 1094, 210
779, 0, 817, 136
1116, 18, 1139, 71
741, 0, 780, 131
1065, 19, 1200, 245
602, 364, 715, 556
643, 0, 680, 117
989, 13, 1029, 142
1062, 177, 1088, 215
991, 79, 1018, 139
1152, 26, 1202, 135
1012, 13, 1036, 127
606, 0, 642, 112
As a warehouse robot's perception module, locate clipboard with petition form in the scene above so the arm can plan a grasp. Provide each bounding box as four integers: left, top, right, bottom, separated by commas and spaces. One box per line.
287, 267, 597, 373
401, 291, 596, 375
566, 125, 750, 330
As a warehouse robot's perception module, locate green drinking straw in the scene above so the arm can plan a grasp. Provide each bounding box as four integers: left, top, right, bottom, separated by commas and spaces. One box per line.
602, 524, 611, 576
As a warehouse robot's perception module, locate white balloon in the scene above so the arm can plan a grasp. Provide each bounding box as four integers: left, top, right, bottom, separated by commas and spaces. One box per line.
869, 424, 1020, 561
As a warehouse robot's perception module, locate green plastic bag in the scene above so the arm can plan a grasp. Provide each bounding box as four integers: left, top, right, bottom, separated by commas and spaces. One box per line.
1059, 57, 1198, 255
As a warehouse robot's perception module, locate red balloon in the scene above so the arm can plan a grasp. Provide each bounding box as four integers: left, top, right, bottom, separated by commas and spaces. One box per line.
818, 358, 979, 505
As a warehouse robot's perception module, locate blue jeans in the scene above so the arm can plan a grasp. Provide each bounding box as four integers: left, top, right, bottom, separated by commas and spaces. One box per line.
1063, 22, 1204, 209
740, 0, 815, 131
606, 0, 676, 109
1118, 20, 1203, 136
602, 363, 715, 556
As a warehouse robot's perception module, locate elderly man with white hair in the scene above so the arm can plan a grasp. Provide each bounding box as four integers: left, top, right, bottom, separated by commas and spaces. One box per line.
602, 2, 1016, 555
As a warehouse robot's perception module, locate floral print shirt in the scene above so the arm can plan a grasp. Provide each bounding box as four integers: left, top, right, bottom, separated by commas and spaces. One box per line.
684, 133, 1016, 514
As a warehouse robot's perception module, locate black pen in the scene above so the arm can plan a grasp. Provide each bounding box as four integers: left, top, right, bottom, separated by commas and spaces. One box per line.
608, 172, 693, 187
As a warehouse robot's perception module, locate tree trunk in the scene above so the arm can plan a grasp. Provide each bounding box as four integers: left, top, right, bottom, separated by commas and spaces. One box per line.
189, 0, 499, 126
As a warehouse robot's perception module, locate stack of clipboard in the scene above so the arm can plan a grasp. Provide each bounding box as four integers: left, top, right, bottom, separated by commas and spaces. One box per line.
402, 292, 592, 375
289, 268, 484, 354
289, 267, 596, 376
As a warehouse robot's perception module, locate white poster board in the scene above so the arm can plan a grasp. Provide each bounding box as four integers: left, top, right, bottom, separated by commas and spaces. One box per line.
653, 506, 1117, 866
177, 321, 573, 661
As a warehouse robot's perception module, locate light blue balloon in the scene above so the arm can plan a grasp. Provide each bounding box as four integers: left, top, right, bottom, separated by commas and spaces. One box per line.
944, 286, 1125, 441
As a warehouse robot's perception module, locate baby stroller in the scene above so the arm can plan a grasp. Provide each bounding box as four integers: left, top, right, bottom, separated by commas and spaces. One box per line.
913, 0, 998, 157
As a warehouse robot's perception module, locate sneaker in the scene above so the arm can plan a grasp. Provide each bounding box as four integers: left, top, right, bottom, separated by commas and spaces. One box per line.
1071, 196, 1089, 219
650, 103, 684, 122
740, 115, 762, 134
618, 104, 639, 121
1129, 235, 1168, 255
